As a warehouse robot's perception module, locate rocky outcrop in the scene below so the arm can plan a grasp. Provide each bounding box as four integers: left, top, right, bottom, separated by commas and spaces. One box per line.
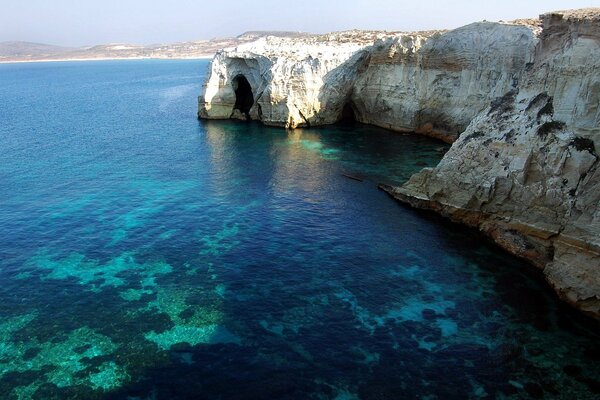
199, 9, 600, 319
351, 22, 539, 142
199, 31, 403, 128
385, 9, 600, 319
199, 24, 541, 142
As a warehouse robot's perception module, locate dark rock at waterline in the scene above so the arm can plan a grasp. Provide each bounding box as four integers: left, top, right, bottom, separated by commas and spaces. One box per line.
563, 364, 582, 376
341, 173, 364, 182
580, 377, 600, 394
524, 382, 544, 398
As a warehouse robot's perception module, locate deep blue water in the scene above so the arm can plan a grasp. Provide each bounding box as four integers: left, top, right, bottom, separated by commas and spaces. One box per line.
0, 59, 598, 400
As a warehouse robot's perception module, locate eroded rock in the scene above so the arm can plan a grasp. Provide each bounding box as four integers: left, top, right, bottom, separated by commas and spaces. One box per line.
199, 9, 600, 319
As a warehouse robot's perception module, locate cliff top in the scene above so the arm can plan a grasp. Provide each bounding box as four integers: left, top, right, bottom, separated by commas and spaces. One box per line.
544, 7, 600, 21
222, 7, 599, 58
254, 30, 441, 45
223, 30, 442, 60
504, 18, 542, 28
223, 22, 540, 60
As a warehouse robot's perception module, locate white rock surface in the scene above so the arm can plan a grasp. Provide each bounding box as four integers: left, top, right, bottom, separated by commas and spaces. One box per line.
199, 23, 541, 141
199, 31, 399, 128
351, 22, 539, 141
384, 9, 600, 318
199, 9, 600, 318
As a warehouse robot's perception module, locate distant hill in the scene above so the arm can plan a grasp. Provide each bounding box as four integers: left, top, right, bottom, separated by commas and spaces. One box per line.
237, 31, 311, 40
0, 32, 310, 63
0, 41, 74, 58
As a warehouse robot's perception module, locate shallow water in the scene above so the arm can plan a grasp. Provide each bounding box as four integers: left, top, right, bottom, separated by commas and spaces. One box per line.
0, 60, 598, 399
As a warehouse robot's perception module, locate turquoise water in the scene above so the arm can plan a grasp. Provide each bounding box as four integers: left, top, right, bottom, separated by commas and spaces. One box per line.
0, 59, 598, 399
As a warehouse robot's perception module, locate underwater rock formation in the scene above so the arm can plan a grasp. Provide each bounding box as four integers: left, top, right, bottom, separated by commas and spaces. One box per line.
199, 8, 600, 319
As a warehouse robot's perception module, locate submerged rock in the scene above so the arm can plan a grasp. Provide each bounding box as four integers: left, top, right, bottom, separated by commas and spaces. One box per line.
199, 9, 600, 319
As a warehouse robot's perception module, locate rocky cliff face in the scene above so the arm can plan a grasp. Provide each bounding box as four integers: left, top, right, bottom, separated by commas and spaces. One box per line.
199, 31, 402, 128
199, 9, 600, 319
199, 23, 540, 141
351, 22, 539, 142
386, 9, 600, 318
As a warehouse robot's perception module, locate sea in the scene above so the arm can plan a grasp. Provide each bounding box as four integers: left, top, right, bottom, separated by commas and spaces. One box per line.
0, 59, 598, 399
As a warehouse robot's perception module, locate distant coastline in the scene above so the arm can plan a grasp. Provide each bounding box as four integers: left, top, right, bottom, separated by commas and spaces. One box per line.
0, 55, 214, 64
0, 31, 308, 64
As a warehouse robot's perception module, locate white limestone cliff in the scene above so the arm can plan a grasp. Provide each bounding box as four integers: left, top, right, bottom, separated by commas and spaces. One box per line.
199, 23, 540, 141
199, 31, 403, 128
384, 9, 600, 318
351, 22, 540, 142
199, 9, 600, 319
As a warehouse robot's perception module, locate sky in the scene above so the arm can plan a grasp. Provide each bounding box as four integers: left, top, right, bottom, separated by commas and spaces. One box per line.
1, 0, 599, 47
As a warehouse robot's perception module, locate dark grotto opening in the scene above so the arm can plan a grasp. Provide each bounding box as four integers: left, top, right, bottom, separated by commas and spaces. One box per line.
233, 75, 254, 118
340, 102, 357, 124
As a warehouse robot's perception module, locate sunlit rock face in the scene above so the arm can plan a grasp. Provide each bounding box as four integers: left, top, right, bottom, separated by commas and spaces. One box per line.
351, 22, 539, 142
199, 23, 539, 141
199, 8, 600, 319
198, 32, 395, 128
383, 9, 600, 319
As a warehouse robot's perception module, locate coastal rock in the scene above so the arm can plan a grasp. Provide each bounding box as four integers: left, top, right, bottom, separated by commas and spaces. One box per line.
351, 22, 538, 142
199, 31, 396, 128
384, 9, 600, 318
199, 24, 539, 140
199, 9, 600, 318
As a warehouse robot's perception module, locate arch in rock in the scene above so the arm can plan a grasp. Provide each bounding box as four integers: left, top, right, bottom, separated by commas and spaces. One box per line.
232, 75, 254, 117
339, 102, 358, 124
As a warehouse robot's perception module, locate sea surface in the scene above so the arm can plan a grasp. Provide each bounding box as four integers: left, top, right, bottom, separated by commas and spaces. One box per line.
0, 60, 598, 399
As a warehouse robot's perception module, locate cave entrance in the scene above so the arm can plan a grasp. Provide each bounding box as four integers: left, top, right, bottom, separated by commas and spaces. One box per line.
340, 102, 357, 124
232, 75, 254, 117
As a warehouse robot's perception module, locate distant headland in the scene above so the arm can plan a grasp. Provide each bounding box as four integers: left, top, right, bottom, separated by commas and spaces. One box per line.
0, 31, 309, 63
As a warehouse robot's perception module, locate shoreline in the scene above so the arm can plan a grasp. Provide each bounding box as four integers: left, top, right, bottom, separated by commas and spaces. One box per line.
198, 8, 600, 319
0, 55, 214, 65
377, 182, 600, 324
